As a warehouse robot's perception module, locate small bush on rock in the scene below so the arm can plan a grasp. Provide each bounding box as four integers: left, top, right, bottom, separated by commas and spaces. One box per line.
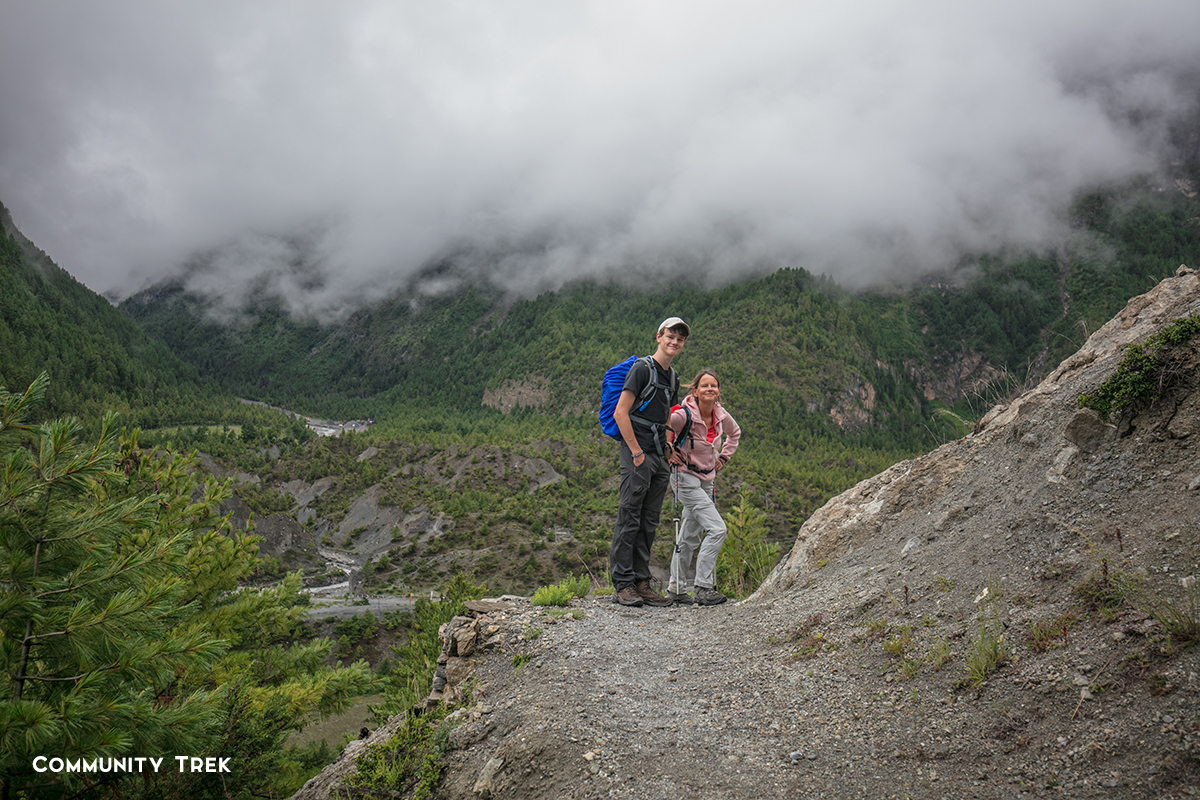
1077, 314, 1200, 419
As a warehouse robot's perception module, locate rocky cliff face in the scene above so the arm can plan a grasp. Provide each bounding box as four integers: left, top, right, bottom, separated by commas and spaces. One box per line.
756, 265, 1200, 604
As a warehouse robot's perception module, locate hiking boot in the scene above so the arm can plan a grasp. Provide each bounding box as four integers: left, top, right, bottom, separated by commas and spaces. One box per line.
694, 586, 727, 606
668, 590, 694, 605
635, 580, 673, 607
615, 585, 644, 607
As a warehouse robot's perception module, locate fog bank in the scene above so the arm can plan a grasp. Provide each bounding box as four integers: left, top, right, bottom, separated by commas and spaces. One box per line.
1, 1, 1197, 317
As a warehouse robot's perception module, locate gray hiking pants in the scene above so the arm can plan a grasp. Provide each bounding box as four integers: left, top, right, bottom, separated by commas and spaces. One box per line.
609, 443, 671, 588
668, 471, 726, 593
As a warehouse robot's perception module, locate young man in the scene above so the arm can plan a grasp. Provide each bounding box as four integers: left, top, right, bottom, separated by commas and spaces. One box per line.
609, 316, 689, 607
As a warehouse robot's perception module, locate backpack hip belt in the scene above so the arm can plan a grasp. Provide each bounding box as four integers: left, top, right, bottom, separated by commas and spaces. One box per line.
629, 414, 668, 456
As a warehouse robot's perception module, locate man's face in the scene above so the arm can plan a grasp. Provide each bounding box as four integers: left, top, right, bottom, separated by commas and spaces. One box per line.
657, 328, 687, 356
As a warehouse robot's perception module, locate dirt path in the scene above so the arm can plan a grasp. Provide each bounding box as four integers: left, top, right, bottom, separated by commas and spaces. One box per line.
437, 593, 1198, 800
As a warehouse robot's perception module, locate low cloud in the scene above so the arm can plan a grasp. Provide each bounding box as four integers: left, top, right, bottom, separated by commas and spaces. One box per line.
1, 1, 1197, 317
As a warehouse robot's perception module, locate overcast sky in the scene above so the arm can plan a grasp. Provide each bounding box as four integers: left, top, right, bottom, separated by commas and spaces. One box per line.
2, 1, 1198, 318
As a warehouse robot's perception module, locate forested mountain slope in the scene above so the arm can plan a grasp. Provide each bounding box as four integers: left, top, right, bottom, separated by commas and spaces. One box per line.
122, 186, 1200, 452
0, 201, 201, 421
0, 201, 310, 434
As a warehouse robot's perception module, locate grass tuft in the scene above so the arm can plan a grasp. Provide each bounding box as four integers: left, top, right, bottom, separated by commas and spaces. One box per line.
1027, 611, 1080, 653
531, 574, 592, 606
786, 613, 832, 660
959, 579, 1008, 689
1117, 571, 1200, 644
961, 614, 1008, 689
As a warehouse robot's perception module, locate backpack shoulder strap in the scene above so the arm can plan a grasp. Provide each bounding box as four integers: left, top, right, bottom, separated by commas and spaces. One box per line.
675, 404, 693, 450
634, 356, 660, 410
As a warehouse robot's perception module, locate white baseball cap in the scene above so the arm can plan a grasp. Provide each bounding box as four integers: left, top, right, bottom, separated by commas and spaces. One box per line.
657, 317, 690, 337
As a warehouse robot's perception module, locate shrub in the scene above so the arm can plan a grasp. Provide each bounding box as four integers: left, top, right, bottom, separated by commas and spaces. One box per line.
716, 488, 780, 598
531, 574, 591, 606
346, 706, 453, 800
531, 582, 574, 607
1077, 314, 1200, 419
563, 573, 591, 598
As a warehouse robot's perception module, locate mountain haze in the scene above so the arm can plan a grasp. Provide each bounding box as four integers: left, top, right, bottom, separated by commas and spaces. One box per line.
5, 183, 1200, 591
0, 199, 320, 442
120, 185, 1200, 443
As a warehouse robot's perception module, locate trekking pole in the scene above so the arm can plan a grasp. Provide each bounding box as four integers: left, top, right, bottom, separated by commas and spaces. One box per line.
670, 462, 681, 595
671, 463, 681, 540
669, 426, 682, 539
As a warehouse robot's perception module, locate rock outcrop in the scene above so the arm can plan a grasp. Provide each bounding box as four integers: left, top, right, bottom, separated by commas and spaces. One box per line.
755, 266, 1200, 601
290, 598, 531, 800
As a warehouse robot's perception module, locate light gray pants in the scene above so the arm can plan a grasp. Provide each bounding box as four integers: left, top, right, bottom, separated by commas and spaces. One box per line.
668, 472, 727, 593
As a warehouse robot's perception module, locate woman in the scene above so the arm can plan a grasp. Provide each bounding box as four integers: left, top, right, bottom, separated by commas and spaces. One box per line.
666, 369, 741, 606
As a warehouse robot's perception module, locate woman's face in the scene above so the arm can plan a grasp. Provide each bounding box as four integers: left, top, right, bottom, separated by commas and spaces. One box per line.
694, 374, 720, 404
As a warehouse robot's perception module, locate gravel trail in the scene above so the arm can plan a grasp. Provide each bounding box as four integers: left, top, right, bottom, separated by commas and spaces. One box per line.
437, 591, 1199, 800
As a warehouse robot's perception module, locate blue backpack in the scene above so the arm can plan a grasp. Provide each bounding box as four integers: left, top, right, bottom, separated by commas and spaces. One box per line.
599, 356, 678, 441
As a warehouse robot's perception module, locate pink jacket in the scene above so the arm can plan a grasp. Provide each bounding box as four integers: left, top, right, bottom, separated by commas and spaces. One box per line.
668, 394, 741, 479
